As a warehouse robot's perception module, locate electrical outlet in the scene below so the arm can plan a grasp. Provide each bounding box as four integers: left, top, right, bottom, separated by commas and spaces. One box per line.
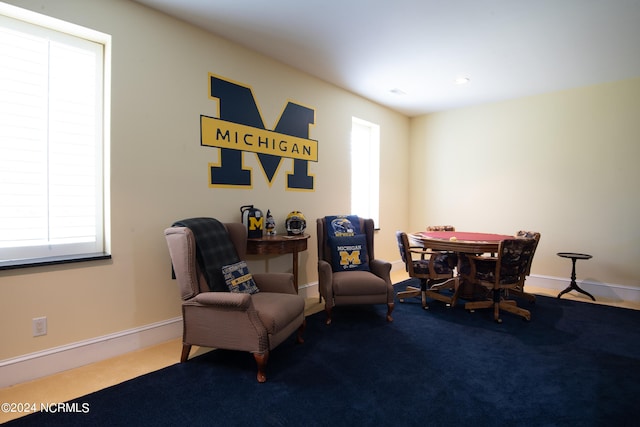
33, 317, 47, 337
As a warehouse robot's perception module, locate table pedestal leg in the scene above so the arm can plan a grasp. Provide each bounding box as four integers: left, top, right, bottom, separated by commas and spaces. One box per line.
557, 258, 595, 301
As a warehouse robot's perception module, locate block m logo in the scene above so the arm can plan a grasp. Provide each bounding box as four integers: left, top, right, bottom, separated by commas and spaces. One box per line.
248, 216, 264, 231
201, 74, 317, 190
339, 249, 363, 267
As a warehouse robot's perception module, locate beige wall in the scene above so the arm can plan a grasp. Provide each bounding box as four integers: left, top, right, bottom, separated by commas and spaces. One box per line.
0, 0, 409, 360
2, 0, 638, 365
410, 77, 640, 288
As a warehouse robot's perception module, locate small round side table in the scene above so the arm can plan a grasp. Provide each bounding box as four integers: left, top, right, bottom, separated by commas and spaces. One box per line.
557, 252, 595, 301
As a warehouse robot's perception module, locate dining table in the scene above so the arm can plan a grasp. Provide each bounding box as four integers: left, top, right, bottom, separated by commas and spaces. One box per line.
408, 230, 515, 300
408, 230, 514, 254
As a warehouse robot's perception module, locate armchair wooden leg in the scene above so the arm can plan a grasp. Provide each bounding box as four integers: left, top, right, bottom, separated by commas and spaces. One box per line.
253, 351, 269, 383
386, 302, 394, 322
297, 318, 306, 344
180, 344, 192, 362
325, 307, 332, 325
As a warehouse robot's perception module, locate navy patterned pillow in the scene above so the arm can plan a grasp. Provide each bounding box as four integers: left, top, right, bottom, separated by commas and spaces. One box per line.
221, 261, 260, 294
328, 234, 370, 272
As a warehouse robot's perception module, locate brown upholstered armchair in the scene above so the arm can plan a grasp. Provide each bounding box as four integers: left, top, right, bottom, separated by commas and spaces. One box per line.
462, 237, 537, 323
165, 220, 305, 382
317, 216, 394, 325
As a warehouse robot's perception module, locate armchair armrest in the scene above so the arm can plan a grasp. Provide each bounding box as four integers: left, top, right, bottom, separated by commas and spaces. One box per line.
253, 272, 296, 294
369, 259, 392, 281
370, 259, 393, 304
317, 259, 333, 301
190, 291, 252, 310
317, 259, 333, 281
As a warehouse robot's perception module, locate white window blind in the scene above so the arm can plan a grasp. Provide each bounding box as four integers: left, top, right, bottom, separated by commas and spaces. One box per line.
351, 117, 380, 227
0, 6, 110, 267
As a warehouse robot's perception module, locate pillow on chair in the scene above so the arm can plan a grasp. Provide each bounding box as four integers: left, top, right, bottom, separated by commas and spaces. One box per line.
328, 234, 370, 272
222, 261, 260, 294
325, 215, 361, 236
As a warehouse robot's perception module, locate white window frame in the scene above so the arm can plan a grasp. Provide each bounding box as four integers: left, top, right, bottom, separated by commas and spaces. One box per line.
0, 4, 111, 269
350, 117, 380, 228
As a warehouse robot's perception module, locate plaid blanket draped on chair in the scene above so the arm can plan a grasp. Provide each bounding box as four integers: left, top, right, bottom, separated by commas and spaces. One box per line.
172, 217, 240, 292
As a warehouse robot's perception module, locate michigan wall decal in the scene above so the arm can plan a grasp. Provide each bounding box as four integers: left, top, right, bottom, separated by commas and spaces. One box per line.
201, 74, 317, 191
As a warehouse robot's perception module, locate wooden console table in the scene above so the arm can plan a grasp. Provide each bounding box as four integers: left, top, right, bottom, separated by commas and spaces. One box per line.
246, 234, 310, 292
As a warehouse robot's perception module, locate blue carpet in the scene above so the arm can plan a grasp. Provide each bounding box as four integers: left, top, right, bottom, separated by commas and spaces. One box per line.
8, 279, 640, 427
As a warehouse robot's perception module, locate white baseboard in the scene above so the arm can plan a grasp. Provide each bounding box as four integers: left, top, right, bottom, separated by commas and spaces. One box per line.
298, 281, 319, 300
0, 317, 182, 388
391, 257, 639, 304
0, 284, 323, 389
0, 285, 324, 389
524, 274, 640, 304
3, 274, 636, 389
300, 268, 640, 304
391, 260, 405, 272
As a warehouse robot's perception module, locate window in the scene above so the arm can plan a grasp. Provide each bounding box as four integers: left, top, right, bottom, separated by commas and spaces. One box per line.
350, 117, 380, 227
0, 4, 111, 268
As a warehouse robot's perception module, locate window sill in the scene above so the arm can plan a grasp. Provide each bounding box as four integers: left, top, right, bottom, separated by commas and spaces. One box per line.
0, 253, 112, 271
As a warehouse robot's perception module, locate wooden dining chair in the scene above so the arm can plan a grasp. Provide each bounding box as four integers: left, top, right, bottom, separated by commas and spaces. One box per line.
396, 231, 460, 309
507, 231, 541, 303
462, 237, 537, 323
426, 225, 456, 232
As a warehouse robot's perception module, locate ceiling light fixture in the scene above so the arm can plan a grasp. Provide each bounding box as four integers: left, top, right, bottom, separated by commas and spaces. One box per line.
389, 88, 407, 95
455, 77, 470, 85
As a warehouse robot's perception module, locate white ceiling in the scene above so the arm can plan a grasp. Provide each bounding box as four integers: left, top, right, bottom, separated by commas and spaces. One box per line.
133, 0, 640, 116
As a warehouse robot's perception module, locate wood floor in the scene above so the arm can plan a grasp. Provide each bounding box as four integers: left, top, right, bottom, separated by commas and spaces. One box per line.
1, 271, 637, 423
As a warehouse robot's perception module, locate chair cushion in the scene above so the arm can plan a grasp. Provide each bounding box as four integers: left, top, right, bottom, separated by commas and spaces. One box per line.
251, 292, 304, 335
331, 270, 387, 296
328, 234, 370, 272
412, 255, 455, 275
475, 260, 496, 283
221, 261, 260, 294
